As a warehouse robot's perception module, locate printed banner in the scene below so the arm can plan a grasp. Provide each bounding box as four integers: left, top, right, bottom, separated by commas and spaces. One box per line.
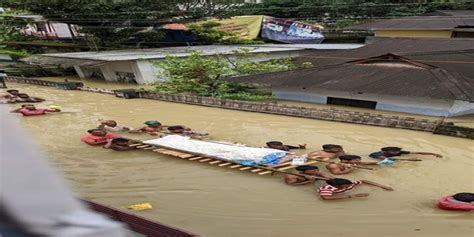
261, 16, 324, 44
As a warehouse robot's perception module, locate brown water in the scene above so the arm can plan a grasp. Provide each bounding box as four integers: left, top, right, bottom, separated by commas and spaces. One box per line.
2, 83, 473, 237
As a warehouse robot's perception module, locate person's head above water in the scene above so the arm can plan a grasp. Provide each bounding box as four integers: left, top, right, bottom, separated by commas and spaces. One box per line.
295, 165, 320, 175
144, 120, 161, 127
87, 128, 107, 137
326, 178, 353, 189
266, 141, 285, 149
168, 125, 188, 133
111, 137, 129, 146
104, 120, 117, 127
452, 193, 474, 203
17, 93, 30, 99
339, 155, 362, 164
22, 104, 35, 110
322, 144, 343, 153
381, 147, 403, 155
6, 89, 19, 96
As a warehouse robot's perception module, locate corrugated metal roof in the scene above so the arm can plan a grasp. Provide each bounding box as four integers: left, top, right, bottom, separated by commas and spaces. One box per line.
229, 55, 474, 102
294, 38, 474, 78
36, 45, 307, 62
33, 44, 361, 62
348, 14, 474, 31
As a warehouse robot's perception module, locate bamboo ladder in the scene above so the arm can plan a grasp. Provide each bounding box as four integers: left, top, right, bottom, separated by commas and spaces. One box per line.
129, 142, 319, 176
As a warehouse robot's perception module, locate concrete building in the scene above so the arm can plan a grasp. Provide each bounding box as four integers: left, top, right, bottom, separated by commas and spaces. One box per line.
348, 10, 474, 39
24, 44, 363, 84
229, 54, 474, 117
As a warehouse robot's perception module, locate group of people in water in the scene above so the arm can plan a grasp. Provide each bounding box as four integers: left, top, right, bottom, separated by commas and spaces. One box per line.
3, 87, 472, 210
80, 119, 209, 151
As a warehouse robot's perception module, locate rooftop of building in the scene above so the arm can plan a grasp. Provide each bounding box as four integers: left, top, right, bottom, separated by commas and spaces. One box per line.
347, 10, 474, 31
24, 44, 363, 64
229, 54, 474, 102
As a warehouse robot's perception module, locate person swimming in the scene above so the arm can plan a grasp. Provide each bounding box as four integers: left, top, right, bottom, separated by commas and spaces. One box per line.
369, 147, 442, 160
15, 93, 45, 103
284, 165, 332, 186
2, 89, 20, 99
103, 137, 137, 151
167, 125, 208, 138
318, 178, 393, 200
129, 121, 164, 135
11, 104, 60, 116
98, 119, 131, 132
438, 192, 474, 211
81, 128, 120, 145
307, 144, 345, 160
326, 155, 378, 175
266, 141, 306, 151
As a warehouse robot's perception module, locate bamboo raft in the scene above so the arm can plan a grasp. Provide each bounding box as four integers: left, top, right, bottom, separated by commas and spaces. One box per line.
129, 142, 320, 176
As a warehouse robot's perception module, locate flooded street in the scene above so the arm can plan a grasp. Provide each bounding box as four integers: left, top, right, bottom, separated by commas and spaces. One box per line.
2, 82, 473, 237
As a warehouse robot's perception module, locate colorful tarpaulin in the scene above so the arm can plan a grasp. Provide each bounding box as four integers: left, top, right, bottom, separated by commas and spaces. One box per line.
190, 15, 263, 40
261, 16, 324, 44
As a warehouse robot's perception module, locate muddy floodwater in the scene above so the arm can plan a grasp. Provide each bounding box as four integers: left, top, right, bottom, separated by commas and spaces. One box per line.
2, 82, 473, 237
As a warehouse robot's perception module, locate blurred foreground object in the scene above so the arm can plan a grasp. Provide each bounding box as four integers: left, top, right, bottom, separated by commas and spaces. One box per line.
0, 107, 126, 237
127, 202, 153, 211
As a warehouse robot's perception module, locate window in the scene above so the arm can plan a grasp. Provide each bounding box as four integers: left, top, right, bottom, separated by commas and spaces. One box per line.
327, 97, 377, 109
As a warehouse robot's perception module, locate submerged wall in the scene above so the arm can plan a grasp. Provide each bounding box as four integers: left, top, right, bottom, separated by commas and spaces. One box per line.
6, 76, 473, 140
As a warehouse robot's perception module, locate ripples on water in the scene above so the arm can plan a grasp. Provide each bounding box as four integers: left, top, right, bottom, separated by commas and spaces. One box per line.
2, 83, 473, 237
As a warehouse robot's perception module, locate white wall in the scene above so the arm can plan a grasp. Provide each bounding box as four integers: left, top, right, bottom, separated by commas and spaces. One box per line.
98, 61, 135, 82
73, 50, 307, 84
132, 60, 163, 84
273, 87, 472, 117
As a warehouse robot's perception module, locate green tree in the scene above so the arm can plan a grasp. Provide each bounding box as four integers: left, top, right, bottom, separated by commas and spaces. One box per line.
153, 49, 297, 99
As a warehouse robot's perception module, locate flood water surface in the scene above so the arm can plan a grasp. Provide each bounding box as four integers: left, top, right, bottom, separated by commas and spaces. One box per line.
2, 83, 473, 237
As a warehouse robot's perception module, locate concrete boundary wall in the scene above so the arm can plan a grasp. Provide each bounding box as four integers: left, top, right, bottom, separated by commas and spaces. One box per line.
137, 91, 439, 132
6, 76, 472, 139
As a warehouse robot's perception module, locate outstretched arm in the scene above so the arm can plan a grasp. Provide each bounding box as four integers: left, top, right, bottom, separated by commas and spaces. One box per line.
326, 164, 355, 175
320, 193, 370, 200
361, 180, 394, 191
411, 152, 442, 158
129, 127, 146, 133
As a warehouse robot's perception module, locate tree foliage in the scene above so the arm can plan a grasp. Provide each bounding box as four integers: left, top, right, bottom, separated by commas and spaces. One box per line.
153, 49, 297, 99
3, 0, 242, 48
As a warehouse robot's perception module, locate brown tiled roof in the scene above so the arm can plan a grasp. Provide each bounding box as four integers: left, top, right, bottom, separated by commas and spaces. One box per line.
230, 54, 474, 102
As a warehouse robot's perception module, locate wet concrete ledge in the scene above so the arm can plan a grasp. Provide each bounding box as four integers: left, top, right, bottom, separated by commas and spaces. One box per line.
5, 76, 472, 139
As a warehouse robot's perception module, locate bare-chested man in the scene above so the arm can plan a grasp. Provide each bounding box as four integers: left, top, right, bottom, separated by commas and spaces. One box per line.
307, 144, 345, 160
326, 155, 378, 175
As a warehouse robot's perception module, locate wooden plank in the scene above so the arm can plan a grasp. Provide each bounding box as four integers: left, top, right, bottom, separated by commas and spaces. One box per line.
277, 160, 319, 171
258, 171, 273, 175
199, 158, 212, 162
229, 164, 242, 168
218, 162, 232, 167
272, 161, 292, 168
239, 167, 252, 171
179, 154, 195, 159
251, 168, 263, 173
143, 146, 156, 150
189, 156, 204, 161
153, 149, 168, 152
129, 143, 143, 147
209, 160, 221, 164
137, 145, 151, 149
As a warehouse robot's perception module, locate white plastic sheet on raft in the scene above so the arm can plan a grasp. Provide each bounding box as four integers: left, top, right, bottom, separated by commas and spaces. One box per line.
143, 135, 287, 162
